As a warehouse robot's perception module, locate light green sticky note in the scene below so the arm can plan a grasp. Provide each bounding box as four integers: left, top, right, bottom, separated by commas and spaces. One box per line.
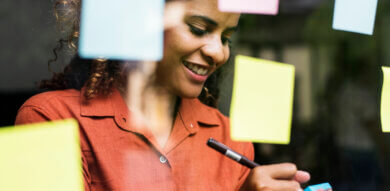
381, 67, 390, 132
230, 55, 295, 144
0, 119, 83, 191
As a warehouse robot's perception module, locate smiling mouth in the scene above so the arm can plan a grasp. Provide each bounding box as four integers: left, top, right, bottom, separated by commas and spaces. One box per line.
183, 61, 209, 76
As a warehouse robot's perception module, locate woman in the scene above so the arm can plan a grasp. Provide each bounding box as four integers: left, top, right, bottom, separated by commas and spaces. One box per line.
16, 0, 310, 190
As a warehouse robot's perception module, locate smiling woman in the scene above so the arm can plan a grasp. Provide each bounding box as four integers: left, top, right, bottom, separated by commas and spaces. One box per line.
15, 0, 310, 190
157, 1, 239, 98
41, 0, 223, 107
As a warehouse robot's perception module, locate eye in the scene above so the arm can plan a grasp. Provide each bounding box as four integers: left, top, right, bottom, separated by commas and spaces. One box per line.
188, 23, 232, 46
188, 24, 208, 36
221, 36, 232, 45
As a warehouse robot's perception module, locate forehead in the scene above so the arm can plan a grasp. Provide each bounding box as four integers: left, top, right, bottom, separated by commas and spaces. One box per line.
180, 0, 240, 27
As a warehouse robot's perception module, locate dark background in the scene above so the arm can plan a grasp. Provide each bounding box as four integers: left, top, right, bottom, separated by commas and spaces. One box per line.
2, 0, 390, 190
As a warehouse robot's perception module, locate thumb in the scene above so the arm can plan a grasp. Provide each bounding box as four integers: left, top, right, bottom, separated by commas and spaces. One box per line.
294, 170, 310, 183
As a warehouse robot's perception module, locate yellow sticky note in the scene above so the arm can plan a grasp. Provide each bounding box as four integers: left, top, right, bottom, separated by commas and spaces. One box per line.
0, 119, 83, 191
381, 67, 390, 132
230, 55, 295, 144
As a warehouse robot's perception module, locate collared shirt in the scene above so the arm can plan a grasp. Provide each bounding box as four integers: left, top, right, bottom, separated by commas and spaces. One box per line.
15, 88, 254, 191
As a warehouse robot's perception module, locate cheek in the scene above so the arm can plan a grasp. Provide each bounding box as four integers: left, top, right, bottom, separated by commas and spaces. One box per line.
218, 47, 230, 67
224, 47, 230, 61
164, 26, 200, 57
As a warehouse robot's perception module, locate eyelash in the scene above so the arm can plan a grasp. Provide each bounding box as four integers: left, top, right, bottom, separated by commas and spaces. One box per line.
188, 25, 232, 45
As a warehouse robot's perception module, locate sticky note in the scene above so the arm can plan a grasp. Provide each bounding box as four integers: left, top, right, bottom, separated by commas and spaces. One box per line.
381, 67, 390, 132
332, 0, 378, 35
0, 119, 83, 191
230, 55, 294, 144
219, 0, 279, 15
79, 0, 164, 60
304, 182, 332, 191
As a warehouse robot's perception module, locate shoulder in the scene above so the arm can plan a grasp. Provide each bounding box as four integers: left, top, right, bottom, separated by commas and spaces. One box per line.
15, 89, 82, 124
22, 89, 80, 106
20, 89, 81, 113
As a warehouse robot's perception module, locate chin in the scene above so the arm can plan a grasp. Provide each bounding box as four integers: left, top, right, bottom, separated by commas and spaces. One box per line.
176, 87, 203, 99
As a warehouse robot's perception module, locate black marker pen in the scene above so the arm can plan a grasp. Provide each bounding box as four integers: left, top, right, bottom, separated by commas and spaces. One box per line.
207, 138, 259, 169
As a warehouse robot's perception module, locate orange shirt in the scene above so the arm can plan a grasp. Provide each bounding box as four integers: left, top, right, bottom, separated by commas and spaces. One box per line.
15, 88, 254, 191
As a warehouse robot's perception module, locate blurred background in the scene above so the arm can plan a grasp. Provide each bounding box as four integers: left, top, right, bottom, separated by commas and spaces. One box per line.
2, 0, 390, 190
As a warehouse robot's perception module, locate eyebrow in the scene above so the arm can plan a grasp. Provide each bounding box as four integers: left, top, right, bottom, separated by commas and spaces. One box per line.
188, 15, 238, 33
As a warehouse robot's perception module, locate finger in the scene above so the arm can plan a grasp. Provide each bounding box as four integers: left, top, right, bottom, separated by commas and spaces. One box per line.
269, 179, 302, 191
260, 163, 297, 180
294, 170, 311, 183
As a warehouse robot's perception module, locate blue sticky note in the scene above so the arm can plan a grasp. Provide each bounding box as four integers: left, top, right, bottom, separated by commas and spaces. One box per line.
304, 183, 332, 191
332, 0, 378, 35
79, 0, 164, 60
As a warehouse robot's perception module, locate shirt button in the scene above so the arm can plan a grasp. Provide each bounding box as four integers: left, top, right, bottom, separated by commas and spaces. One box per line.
159, 156, 168, 164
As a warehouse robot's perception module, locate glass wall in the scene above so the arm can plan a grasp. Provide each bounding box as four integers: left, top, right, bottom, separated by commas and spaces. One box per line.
2, 0, 390, 190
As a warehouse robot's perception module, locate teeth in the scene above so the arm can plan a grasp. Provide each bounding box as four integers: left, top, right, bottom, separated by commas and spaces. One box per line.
193, 65, 199, 71
199, 68, 205, 75
184, 61, 209, 76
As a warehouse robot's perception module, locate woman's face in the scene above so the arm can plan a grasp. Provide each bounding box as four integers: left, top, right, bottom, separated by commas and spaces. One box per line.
156, 0, 240, 98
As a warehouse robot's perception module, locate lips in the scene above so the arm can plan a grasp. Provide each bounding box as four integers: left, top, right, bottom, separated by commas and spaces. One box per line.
183, 61, 209, 76
182, 60, 210, 83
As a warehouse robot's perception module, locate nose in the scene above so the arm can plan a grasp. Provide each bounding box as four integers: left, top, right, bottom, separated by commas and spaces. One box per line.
200, 35, 226, 66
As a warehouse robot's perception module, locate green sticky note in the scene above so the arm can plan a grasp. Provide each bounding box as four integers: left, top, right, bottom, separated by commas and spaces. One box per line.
0, 119, 83, 191
230, 55, 295, 144
381, 67, 390, 132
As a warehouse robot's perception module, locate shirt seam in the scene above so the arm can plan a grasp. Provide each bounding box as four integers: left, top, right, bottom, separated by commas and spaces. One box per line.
18, 104, 54, 120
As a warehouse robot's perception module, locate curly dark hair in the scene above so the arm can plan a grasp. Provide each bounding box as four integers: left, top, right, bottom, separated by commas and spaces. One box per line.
42, 0, 226, 108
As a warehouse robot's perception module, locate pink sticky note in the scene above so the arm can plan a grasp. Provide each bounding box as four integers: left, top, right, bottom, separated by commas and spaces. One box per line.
219, 0, 279, 15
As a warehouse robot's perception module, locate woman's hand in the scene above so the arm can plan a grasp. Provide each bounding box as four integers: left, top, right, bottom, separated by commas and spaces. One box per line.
240, 163, 310, 191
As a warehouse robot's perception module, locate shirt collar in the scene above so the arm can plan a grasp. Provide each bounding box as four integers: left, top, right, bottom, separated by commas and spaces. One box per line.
180, 98, 220, 127
80, 87, 125, 117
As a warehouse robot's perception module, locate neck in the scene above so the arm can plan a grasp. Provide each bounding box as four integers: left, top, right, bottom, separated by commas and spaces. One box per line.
119, 67, 179, 147
153, 86, 179, 120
